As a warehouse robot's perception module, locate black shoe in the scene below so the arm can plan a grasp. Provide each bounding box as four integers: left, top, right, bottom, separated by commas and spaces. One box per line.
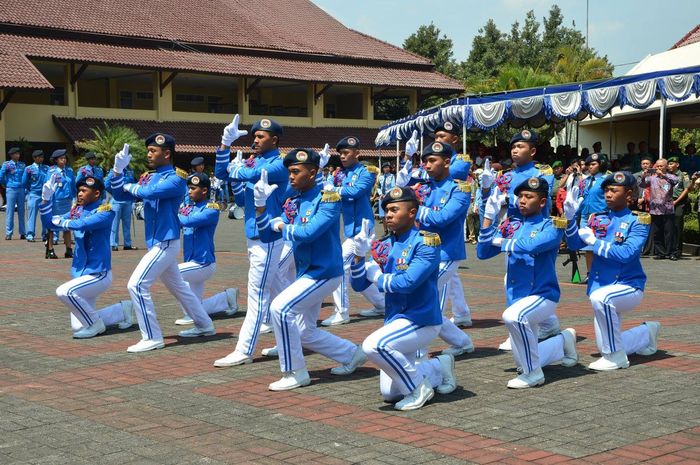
111, 246, 119, 251
46, 246, 58, 259
20, 235, 26, 240
669, 255, 679, 261
579, 273, 589, 285
123, 246, 138, 250
65, 247, 73, 259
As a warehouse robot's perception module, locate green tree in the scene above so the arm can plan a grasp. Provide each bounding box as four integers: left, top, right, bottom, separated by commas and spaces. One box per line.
74, 123, 148, 176
402, 23, 458, 78
553, 45, 613, 83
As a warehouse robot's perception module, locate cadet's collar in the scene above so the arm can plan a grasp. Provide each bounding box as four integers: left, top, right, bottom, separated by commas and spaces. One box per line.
155, 165, 174, 173
194, 199, 208, 207
300, 184, 321, 200
609, 207, 631, 218
393, 227, 416, 243
523, 212, 544, 223
344, 161, 360, 172
432, 176, 450, 188
261, 148, 280, 159
515, 161, 535, 172
593, 172, 603, 179
83, 200, 100, 211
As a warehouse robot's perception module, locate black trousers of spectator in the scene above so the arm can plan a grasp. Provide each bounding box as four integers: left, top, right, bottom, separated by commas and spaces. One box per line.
671, 204, 686, 258
651, 214, 675, 257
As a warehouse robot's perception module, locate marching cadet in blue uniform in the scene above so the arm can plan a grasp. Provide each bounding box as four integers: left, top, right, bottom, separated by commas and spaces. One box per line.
479, 130, 560, 349
375, 162, 395, 235
564, 171, 660, 371
22, 149, 49, 242
212, 115, 289, 367
321, 136, 385, 326
477, 177, 578, 388
40, 175, 134, 338
173, 173, 238, 329
76, 152, 105, 201
105, 165, 137, 251
351, 187, 458, 410
108, 135, 215, 353
0, 147, 27, 240
254, 149, 367, 391
396, 130, 429, 188
46, 149, 76, 259
416, 141, 475, 356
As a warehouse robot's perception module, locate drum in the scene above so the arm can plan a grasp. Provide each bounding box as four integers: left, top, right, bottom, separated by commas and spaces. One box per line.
228, 204, 244, 220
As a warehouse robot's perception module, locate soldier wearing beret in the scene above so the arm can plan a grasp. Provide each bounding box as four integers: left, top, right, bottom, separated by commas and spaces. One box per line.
45, 149, 76, 259
565, 171, 660, 371
667, 156, 690, 260
105, 162, 137, 251
0, 147, 27, 240
190, 156, 205, 174
76, 152, 105, 188
22, 149, 49, 242
254, 148, 367, 390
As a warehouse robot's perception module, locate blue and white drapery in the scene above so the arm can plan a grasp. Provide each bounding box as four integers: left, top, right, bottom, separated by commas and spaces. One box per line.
375, 65, 700, 147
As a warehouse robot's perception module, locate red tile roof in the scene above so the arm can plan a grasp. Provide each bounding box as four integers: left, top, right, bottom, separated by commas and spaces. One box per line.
0, 0, 430, 67
0, 34, 463, 91
53, 116, 398, 158
0, 50, 52, 89
671, 24, 700, 49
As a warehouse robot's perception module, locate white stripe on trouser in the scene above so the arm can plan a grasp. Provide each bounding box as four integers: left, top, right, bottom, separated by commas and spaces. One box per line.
436, 260, 472, 349
271, 276, 356, 372
236, 238, 283, 355
503, 273, 560, 337
589, 284, 649, 355
127, 240, 213, 341
56, 271, 125, 330
266, 241, 296, 324
363, 318, 443, 401
178, 262, 229, 315
447, 271, 471, 319
332, 237, 385, 315
502, 296, 563, 374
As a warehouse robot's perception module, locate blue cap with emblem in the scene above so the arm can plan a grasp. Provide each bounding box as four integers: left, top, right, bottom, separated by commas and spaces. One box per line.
336, 136, 360, 151
51, 149, 67, 160
421, 141, 453, 160
190, 156, 204, 167
84, 151, 96, 160
8, 147, 20, 155
381, 186, 418, 210
31, 149, 44, 158
76, 175, 104, 192
145, 133, 176, 153
284, 148, 320, 167
514, 176, 549, 196
187, 172, 210, 189
601, 171, 636, 189
585, 153, 607, 164
251, 118, 283, 136
510, 129, 538, 146
433, 121, 460, 136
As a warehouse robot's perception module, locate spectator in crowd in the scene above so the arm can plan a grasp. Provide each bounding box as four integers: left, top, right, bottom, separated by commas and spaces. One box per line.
668, 157, 690, 260
681, 143, 699, 174
639, 158, 678, 260
691, 171, 700, 233
592, 141, 602, 154
634, 156, 654, 256
551, 161, 564, 215
619, 141, 637, 172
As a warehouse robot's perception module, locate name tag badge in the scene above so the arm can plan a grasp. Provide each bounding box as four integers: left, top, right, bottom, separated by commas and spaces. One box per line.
530, 230, 537, 238
620, 222, 628, 230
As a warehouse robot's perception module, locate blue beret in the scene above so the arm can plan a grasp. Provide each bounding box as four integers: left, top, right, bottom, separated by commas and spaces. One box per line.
514, 176, 549, 196
76, 175, 104, 192
187, 172, 210, 189
251, 118, 283, 136
84, 151, 96, 160
7, 147, 20, 155
284, 148, 320, 167
51, 149, 67, 160
31, 149, 44, 157
601, 171, 636, 189
433, 121, 460, 136
336, 136, 360, 151
145, 133, 176, 152
585, 153, 607, 164
190, 156, 204, 166
421, 141, 453, 160
510, 129, 538, 146
381, 186, 418, 210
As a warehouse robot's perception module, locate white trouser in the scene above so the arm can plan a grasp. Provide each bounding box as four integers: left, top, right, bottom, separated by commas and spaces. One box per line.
502, 296, 565, 374
127, 240, 213, 341
363, 318, 443, 401
271, 276, 356, 372
178, 262, 229, 315
57, 271, 126, 330
437, 260, 472, 348
589, 284, 650, 355
503, 273, 560, 336
448, 268, 471, 319
332, 237, 385, 315
236, 238, 283, 355
268, 242, 296, 311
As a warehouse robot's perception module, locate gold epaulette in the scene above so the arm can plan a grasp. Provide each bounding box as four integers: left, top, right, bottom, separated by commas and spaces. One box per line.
634, 212, 651, 225
551, 216, 567, 229
457, 154, 472, 162
456, 180, 471, 193
97, 203, 112, 212
536, 164, 553, 176
365, 165, 380, 175
279, 152, 286, 159
419, 231, 441, 247
321, 191, 341, 202
175, 167, 188, 179
206, 202, 220, 211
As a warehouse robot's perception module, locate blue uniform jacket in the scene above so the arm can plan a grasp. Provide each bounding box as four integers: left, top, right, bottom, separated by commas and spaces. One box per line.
105, 169, 136, 203
578, 173, 606, 219
482, 161, 554, 220
108, 165, 185, 248
178, 200, 219, 265
350, 228, 442, 326
0, 160, 27, 189
48, 166, 76, 201
565, 208, 649, 295
40, 200, 115, 278
449, 151, 472, 182
256, 185, 343, 280
329, 163, 375, 238
477, 213, 563, 306
215, 148, 287, 241
416, 177, 471, 261
22, 163, 49, 194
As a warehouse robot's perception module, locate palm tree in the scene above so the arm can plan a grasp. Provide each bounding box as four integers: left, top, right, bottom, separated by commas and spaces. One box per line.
553, 45, 613, 83
74, 123, 148, 175
465, 63, 556, 94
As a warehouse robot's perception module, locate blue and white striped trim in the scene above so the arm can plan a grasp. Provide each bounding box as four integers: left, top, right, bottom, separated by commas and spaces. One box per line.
256, 213, 270, 230
478, 226, 496, 243
350, 260, 365, 279
565, 221, 578, 237
134, 241, 170, 338
248, 242, 274, 355
377, 273, 392, 292
600, 287, 638, 352
66, 272, 109, 326
229, 165, 242, 178
417, 205, 430, 223
40, 203, 53, 215
502, 238, 517, 253
282, 224, 295, 241
60, 219, 71, 230
231, 183, 244, 195
595, 240, 611, 258
376, 322, 421, 392
125, 184, 140, 196
515, 296, 545, 373
215, 149, 231, 164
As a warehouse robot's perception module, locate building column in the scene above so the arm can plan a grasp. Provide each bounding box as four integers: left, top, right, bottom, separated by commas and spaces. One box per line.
408, 90, 418, 114
66, 64, 78, 118
156, 71, 175, 121
364, 87, 373, 126
309, 83, 321, 127
239, 77, 251, 125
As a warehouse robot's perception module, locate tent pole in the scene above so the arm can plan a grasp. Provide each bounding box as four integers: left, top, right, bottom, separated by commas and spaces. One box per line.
659, 96, 667, 159
608, 119, 613, 158
395, 140, 400, 172
462, 122, 467, 156
575, 120, 580, 155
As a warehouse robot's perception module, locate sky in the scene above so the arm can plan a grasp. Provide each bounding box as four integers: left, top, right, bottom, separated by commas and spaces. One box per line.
311, 0, 699, 76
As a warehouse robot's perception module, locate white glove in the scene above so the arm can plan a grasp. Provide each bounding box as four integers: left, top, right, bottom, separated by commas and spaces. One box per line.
578, 227, 596, 245
227, 150, 244, 175
41, 177, 57, 202
396, 159, 412, 187
365, 261, 383, 283
563, 175, 583, 221
253, 169, 278, 207
405, 130, 419, 157
491, 237, 504, 247
479, 158, 496, 190
221, 114, 248, 146
319, 143, 331, 169
113, 143, 131, 174
483, 190, 503, 222
51, 215, 62, 226
211, 178, 222, 190
352, 219, 374, 257
270, 217, 284, 232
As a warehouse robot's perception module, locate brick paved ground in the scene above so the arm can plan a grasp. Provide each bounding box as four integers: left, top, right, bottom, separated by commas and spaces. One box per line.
0, 210, 699, 464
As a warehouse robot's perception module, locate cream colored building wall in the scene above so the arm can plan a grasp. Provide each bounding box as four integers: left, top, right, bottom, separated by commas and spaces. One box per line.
578, 120, 659, 158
